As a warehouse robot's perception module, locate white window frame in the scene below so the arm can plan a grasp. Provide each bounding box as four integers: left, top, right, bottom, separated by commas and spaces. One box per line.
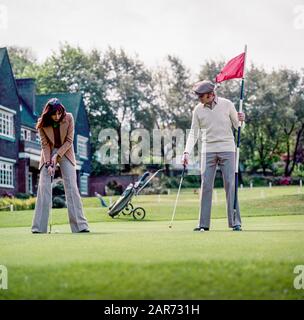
20, 128, 25, 140
28, 172, 33, 194
0, 160, 14, 188
80, 174, 89, 195
77, 135, 89, 160
21, 127, 32, 141
0, 106, 15, 140
36, 133, 40, 143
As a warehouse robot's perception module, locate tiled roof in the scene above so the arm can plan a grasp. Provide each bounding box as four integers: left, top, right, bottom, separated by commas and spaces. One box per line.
20, 98, 37, 129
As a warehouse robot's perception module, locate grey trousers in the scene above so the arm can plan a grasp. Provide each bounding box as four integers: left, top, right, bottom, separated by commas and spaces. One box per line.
198, 152, 242, 229
32, 148, 89, 233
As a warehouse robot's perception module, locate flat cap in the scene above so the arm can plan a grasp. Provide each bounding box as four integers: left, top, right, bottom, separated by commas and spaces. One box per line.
192, 80, 215, 95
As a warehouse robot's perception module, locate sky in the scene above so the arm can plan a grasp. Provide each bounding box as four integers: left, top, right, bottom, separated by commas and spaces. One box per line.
0, 0, 303, 75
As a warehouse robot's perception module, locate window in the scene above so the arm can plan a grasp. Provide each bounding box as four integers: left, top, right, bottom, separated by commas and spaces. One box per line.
0, 108, 14, 139
36, 133, 40, 143
80, 175, 88, 195
0, 161, 14, 188
28, 172, 33, 194
21, 128, 31, 141
77, 135, 88, 159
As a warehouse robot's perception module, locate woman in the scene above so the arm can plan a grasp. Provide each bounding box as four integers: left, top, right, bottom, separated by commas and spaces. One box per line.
31, 98, 90, 233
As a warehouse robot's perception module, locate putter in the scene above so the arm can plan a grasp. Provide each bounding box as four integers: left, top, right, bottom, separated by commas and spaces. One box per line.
48, 164, 54, 234
169, 164, 186, 229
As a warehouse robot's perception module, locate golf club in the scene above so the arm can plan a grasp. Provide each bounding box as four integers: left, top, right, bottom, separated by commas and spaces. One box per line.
48, 164, 54, 234
169, 164, 186, 229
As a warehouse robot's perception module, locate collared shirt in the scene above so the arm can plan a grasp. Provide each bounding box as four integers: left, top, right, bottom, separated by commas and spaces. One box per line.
203, 95, 218, 110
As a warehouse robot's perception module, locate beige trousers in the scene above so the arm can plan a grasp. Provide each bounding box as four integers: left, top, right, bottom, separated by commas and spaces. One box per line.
199, 152, 242, 229
31, 148, 89, 233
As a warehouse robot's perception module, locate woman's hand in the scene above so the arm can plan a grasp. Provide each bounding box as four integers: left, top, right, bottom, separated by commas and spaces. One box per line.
51, 153, 58, 166
47, 164, 55, 177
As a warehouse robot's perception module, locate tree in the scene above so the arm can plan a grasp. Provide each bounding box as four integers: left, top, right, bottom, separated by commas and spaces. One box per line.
270, 69, 304, 176
155, 55, 195, 130
7, 46, 37, 77
239, 66, 284, 175
102, 47, 158, 132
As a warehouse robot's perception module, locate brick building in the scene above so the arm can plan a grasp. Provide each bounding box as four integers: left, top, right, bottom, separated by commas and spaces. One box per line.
0, 47, 92, 196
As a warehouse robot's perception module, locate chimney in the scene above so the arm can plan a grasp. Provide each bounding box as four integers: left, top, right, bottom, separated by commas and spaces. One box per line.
16, 78, 36, 114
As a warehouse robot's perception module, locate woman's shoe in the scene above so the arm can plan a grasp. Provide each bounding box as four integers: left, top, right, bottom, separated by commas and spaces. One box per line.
232, 225, 242, 231
79, 229, 90, 233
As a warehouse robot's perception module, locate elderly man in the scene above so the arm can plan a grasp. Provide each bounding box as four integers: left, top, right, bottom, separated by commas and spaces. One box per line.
182, 80, 245, 232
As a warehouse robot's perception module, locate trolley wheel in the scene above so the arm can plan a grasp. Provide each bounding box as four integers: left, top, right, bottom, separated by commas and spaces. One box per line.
132, 207, 146, 220
122, 203, 134, 215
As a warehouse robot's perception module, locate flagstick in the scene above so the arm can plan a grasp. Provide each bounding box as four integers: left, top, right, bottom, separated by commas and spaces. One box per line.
234, 45, 247, 226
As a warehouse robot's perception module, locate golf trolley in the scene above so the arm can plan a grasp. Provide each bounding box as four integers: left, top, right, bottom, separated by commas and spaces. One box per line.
107, 169, 164, 220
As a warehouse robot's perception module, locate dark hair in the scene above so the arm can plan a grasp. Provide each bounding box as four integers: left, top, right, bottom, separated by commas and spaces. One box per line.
36, 98, 66, 129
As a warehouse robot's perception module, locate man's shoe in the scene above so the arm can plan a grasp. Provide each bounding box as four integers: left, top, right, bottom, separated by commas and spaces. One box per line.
193, 227, 208, 232
232, 225, 242, 231
32, 231, 41, 234
79, 229, 90, 233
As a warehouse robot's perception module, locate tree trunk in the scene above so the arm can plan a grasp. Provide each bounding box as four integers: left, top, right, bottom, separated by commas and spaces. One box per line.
286, 125, 304, 176
284, 137, 291, 177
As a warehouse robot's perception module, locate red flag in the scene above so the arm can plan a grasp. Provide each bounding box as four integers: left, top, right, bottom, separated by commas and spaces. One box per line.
215, 52, 245, 83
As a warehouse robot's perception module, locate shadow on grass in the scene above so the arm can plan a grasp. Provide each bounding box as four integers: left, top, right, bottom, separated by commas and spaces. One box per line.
203, 229, 304, 233
35, 232, 115, 236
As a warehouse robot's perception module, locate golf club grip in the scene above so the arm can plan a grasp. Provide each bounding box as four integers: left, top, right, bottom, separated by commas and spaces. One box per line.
136, 168, 165, 195
139, 171, 150, 183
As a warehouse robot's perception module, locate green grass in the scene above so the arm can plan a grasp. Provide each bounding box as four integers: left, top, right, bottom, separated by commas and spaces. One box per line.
0, 186, 304, 299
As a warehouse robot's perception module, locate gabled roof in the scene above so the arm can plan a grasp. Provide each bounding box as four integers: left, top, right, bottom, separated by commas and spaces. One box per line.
20, 96, 37, 129
36, 92, 83, 120
0, 47, 20, 106
0, 48, 6, 66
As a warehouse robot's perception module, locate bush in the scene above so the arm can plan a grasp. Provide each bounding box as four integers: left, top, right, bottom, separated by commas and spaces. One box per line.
105, 180, 123, 195
15, 192, 32, 199
52, 179, 65, 196
292, 164, 304, 178
0, 197, 36, 211
52, 196, 66, 208
160, 175, 201, 189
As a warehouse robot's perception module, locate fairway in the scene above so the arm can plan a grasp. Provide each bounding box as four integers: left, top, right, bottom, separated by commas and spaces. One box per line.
1, 186, 304, 300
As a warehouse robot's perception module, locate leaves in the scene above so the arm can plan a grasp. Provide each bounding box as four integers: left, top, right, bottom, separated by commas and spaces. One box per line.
8, 45, 304, 177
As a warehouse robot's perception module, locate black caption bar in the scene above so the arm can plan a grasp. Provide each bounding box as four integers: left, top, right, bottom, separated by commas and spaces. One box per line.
0, 300, 302, 318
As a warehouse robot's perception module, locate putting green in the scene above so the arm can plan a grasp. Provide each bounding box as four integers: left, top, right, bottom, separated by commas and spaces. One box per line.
1, 187, 303, 299
1, 214, 304, 299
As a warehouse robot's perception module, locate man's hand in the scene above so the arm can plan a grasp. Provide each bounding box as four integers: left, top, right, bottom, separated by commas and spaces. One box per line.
181, 152, 189, 167
238, 112, 245, 122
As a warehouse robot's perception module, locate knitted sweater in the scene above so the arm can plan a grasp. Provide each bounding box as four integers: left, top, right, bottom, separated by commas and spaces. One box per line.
184, 96, 244, 154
